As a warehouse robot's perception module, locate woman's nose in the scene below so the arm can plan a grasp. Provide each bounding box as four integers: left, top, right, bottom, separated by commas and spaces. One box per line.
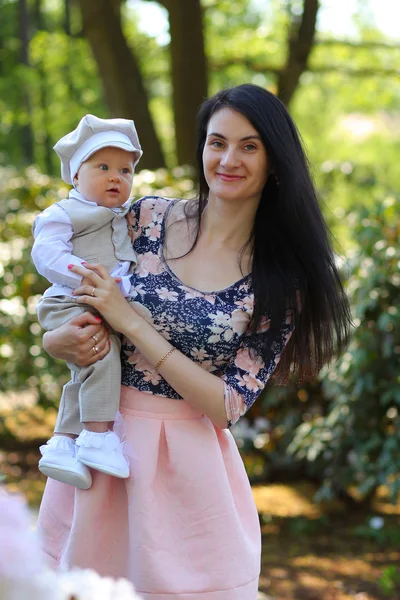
220, 148, 240, 169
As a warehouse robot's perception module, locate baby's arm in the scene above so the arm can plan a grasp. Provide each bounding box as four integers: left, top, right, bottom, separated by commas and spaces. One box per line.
32, 204, 85, 289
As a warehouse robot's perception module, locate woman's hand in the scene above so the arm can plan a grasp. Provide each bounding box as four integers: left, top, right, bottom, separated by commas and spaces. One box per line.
43, 311, 109, 366
70, 263, 138, 334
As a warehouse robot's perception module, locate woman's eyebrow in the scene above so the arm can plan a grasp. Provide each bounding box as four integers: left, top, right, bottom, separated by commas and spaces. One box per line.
207, 132, 261, 141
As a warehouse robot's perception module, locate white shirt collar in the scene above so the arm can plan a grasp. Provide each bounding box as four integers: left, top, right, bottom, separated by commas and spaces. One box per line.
68, 189, 131, 213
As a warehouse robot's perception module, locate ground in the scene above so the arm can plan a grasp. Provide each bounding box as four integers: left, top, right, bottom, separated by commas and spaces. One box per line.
2, 450, 400, 599
254, 483, 400, 600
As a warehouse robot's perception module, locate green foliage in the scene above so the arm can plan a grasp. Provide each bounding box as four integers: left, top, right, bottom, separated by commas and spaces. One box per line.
0, 166, 68, 403
288, 195, 400, 503
378, 565, 400, 596
0, 164, 196, 402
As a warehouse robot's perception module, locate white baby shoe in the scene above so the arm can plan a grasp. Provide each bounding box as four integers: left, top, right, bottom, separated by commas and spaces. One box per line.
76, 430, 130, 479
39, 435, 92, 490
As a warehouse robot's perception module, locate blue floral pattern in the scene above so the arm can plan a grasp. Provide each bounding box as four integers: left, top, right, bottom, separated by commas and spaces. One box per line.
121, 196, 294, 426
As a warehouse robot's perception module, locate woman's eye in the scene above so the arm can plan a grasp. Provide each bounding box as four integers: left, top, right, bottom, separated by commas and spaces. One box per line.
100, 164, 108, 170
244, 144, 256, 152
211, 140, 224, 148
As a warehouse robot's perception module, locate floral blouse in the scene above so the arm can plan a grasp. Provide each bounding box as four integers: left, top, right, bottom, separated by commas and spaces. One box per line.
121, 196, 294, 427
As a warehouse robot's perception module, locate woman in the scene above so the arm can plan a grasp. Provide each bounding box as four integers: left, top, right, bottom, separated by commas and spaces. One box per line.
37, 84, 351, 599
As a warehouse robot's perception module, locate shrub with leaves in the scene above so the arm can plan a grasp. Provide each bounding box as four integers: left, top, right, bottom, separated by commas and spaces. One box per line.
287, 195, 400, 503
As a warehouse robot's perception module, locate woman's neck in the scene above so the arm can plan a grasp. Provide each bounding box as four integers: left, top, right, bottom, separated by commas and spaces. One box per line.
199, 195, 258, 251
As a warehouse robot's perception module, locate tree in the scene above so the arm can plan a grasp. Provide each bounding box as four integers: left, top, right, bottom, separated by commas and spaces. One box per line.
157, 0, 208, 165
18, 0, 34, 163
277, 0, 319, 105
77, 0, 166, 169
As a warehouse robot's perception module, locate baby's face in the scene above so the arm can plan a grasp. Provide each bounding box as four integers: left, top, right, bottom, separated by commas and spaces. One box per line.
73, 146, 135, 208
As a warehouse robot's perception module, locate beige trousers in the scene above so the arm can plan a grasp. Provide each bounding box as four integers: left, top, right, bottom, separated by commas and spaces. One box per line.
37, 296, 121, 435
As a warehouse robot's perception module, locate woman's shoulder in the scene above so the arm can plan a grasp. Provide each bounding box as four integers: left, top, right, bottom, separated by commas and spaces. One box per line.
130, 195, 181, 217
127, 196, 185, 244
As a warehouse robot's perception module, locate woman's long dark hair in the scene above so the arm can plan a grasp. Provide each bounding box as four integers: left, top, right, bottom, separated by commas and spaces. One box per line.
183, 83, 352, 381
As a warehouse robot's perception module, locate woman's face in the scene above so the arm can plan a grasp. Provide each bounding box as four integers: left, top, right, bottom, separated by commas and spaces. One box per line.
202, 107, 268, 206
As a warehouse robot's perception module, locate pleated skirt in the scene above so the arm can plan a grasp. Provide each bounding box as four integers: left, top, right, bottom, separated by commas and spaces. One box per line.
36, 386, 261, 599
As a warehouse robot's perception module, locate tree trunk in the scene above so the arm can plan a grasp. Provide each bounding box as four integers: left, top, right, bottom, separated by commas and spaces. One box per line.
77, 0, 165, 169
277, 0, 320, 106
18, 0, 34, 163
160, 0, 208, 166
33, 0, 53, 174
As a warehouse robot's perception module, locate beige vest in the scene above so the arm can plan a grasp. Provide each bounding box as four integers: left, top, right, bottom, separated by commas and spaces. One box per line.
57, 197, 137, 272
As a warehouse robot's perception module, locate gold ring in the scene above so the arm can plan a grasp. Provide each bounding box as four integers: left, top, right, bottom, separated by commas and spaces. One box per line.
91, 287, 96, 297
92, 334, 99, 344
92, 345, 99, 355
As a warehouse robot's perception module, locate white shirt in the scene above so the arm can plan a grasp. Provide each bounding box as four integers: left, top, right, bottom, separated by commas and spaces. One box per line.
32, 190, 133, 298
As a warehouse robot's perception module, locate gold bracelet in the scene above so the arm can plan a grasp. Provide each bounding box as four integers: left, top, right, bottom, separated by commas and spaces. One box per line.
155, 347, 176, 371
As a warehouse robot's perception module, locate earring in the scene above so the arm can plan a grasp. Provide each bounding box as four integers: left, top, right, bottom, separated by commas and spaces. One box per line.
270, 173, 280, 186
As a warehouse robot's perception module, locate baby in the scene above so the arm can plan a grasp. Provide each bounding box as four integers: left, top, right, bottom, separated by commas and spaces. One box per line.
32, 115, 142, 490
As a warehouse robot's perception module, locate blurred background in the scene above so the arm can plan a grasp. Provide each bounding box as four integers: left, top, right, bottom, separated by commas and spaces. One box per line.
0, 0, 399, 598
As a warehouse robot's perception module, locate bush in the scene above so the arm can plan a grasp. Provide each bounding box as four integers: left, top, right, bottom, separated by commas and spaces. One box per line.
287, 194, 400, 503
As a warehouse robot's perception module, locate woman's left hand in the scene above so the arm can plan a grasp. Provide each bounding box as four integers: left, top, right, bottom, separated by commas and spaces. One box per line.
70, 263, 137, 333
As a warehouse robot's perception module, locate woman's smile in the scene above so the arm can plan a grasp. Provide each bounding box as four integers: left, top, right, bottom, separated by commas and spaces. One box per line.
216, 173, 245, 182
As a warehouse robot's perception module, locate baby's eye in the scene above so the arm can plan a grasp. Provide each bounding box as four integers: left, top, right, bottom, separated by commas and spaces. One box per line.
99, 164, 108, 170
121, 167, 131, 174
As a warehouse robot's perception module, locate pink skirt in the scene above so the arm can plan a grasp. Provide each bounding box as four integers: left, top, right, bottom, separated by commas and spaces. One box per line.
37, 386, 261, 599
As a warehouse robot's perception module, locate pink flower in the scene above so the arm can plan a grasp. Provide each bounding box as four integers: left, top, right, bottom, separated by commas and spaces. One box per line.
234, 347, 264, 376
209, 311, 230, 326
199, 359, 216, 372
156, 287, 179, 301
138, 201, 157, 229
145, 222, 161, 241
234, 373, 248, 387
230, 309, 250, 334
224, 385, 246, 425
242, 373, 264, 392
152, 197, 169, 219
235, 294, 254, 313
214, 353, 229, 367
142, 370, 162, 385
179, 286, 203, 300
126, 211, 139, 242
190, 347, 209, 361
136, 252, 162, 277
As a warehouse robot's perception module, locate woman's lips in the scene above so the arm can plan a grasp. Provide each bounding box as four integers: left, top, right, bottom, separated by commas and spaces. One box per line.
216, 173, 244, 182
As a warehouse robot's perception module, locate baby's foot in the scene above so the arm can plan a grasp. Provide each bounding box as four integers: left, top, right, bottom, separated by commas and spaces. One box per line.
39, 435, 92, 490
76, 430, 130, 479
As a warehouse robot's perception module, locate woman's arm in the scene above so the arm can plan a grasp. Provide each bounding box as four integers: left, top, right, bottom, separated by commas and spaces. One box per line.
70, 264, 293, 429
125, 317, 228, 428
43, 312, 109, 367
71, 264, 229, 427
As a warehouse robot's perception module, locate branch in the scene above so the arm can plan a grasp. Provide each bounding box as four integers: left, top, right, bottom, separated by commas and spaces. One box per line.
210, 59, 399, 78
315, 38, 400, 50
277, 0, 320, 105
